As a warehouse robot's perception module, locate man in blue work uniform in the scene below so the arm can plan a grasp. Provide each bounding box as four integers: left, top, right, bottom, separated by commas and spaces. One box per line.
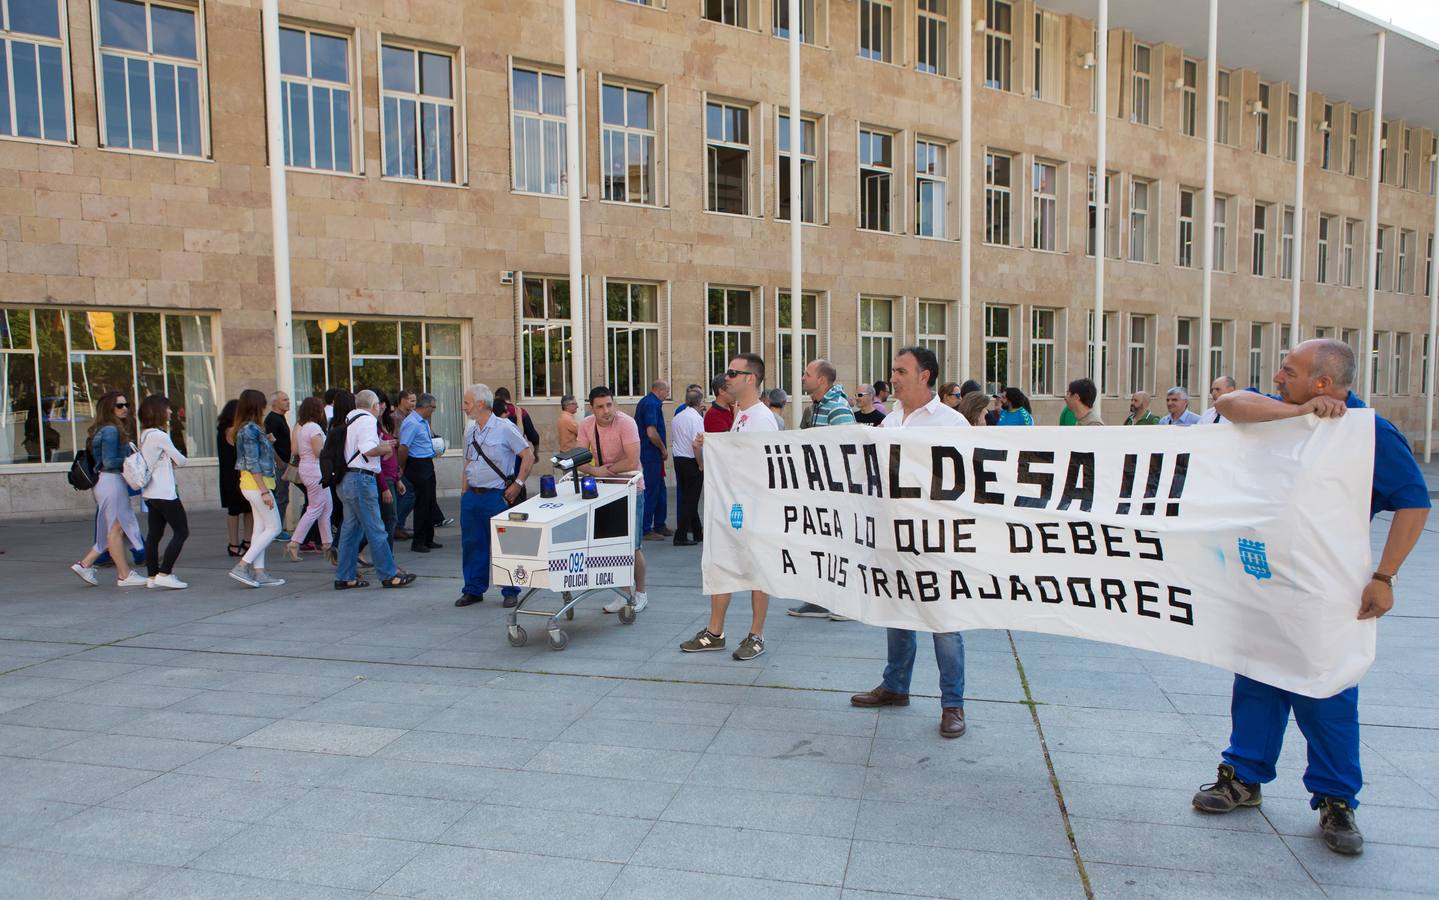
1192, 339, 1430, 855
634, 380, 671, 541
454, 384, 534, 609
398, 392, 441, 554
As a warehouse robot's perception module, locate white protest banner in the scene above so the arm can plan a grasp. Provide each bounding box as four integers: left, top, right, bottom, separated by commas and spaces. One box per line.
702, 414, 1377, 698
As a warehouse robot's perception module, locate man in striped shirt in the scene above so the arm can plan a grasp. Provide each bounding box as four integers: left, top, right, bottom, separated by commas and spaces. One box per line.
788, 358, 856, 620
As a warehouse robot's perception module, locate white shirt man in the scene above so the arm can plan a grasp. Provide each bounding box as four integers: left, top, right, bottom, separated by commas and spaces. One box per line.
343, 406, 382, 474
672, 403, 704, 459
1198, 375, 1239, 424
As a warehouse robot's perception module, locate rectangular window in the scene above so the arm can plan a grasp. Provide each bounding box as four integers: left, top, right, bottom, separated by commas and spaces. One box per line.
1087, 168, 1118, 259
1321, 103, 1333, 169
1316, 215, 1331, 284
1087, 310, 1119, 396
859, 127, 894, 232
1177, 188, 1195, 268
1180, 58, 1198, 137
1, 0, 70, 142
772, 0, 816, 44
1213, 196, 1229, 271
1175, 317, 1196, 393
1126, 314, 1149, 395
1128, 177, 1151, 263
0, 307, 220, 465
1343, 219, 1359, 287
1431, 135, 1438, 196
1032, 9, 1063, 102
1371, 332, 1387, 394
778, 111, 820, 223
1252, 203, 1269, 277
1210, 320, 1227, 385
706, 99, 751, 215
983, 305, 1012, 394
1346, 110, 1358, 176
1426, 233, 1434, 297
280, 25, 354, 173
706, 286, 755, 387
1375, 226, 1388, 291
1401, 127, 1411, 189
511, 65, 567, 195
775, 290, 820, 397
1424, 334, 1431, 395
1393, 333, 1410, 395
917, 0, 948, 76
380, 41, 457, 183
1285, 90, 1298, 162
917, 300, 949, 379
97, 0, 206, 156
704, 0, 748, 28
1255, 83, 1270, 155
520, 276, 572, 400
1030, 307, 1058, 397
1279, 206, 1294, 280
916, 138, 948, 239
602, 80, 658, 204
1380, 122, 1389, 183
1215, 69, 1230, 145
1398, 230, 1415, 294
1248, 322, 1268, 389
984, 150, 1013, 246
1032, 159, 1057, 251
984, 0, 1011, 92
858, 0, 892, 63
1342, 328, 1361, 372
858, 296, 895, 387
1130, 42, 1151, 126
606, 281, 661, 399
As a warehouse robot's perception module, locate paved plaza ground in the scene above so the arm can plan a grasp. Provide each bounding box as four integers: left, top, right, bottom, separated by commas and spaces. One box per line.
0, 486, 1436, 899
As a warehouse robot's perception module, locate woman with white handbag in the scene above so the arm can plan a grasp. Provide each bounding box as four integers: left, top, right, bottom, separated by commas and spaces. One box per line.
137, 395, 190, 589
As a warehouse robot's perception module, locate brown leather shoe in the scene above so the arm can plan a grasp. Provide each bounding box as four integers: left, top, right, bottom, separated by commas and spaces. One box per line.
850, 685, 910, 707
940, 707, 966, 738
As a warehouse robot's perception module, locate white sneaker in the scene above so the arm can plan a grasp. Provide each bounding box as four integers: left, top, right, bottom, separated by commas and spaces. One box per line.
117, 572, 149, 587
633, 592, 648, 613
601, 596, 626, 614
71, 563, 98, 586
228, 562, 259, 588
149, 573, 188, 590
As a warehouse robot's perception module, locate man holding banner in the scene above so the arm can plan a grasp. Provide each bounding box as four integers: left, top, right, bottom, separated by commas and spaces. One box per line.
1192, 339, 1429, 856
849, 346, 972, 739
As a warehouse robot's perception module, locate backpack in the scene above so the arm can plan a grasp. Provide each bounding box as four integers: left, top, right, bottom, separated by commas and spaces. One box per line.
67, 448, 98, 491
318, 412, 365, 488
121, 440, 151, 490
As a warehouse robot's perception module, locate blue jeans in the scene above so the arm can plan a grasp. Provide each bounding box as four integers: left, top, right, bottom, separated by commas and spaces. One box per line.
640, 453, 666, 533
883, 629, 966, 709
1222, 674, 1362, 808
461, 489, 519, 598
335, 472, 397, 582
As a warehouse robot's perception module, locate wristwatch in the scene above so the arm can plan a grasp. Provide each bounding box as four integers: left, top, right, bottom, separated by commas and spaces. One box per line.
1371, 572, 1396, 587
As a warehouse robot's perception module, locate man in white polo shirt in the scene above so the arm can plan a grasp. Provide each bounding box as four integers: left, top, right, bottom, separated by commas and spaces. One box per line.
671, 385, 705, 546
850, 346, 971, 739
681, 352, 778, 661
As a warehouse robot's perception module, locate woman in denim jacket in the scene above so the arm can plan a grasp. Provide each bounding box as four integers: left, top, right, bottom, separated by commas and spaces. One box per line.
227, 389, 285, 588
71, 391, 147, 588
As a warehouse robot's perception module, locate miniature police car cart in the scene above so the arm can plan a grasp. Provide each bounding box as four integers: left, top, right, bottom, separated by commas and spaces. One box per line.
489, 448, 641, 651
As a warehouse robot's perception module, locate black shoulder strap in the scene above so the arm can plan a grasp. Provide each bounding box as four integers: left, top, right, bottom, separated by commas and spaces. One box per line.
470, 423, 515, 485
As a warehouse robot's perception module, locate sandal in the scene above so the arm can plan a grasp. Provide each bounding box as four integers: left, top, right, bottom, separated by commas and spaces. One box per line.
227, 544, 244, 557
333, 579, 370, 590
381, 573, 417, 589
323, 546, 337, 566
283, 543, 301, 563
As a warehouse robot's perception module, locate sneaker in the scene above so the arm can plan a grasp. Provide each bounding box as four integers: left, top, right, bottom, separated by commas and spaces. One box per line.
277, 531, 292, 542
71, 563, 98, 586
632, 592, 648, 613
732, 633, 766, 661
117, 571, 149, 588
253, 571, 286, 587
438, 517, 455, 528
828, 613, 852, 622
680, 629, 726, 652
643, 531, 664, 541
1318, 798, 1363, 855
228, 562, 259, 588
602, 596, 626, 614
1192, 764, 1262, 813
787, 602, 831, 618
149, 573, 188, 590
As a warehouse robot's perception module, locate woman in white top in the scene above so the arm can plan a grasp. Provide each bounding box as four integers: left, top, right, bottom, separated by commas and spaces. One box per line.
138, 395, 190, 589
284, 396, 333, 562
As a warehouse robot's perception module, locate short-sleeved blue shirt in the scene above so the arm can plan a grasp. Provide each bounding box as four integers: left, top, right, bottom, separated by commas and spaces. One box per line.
399, 410, 435, 459
635, 393, 665, 458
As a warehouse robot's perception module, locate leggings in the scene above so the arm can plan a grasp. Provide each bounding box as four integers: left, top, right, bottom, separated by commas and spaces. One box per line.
292, 471, 333, 545
144, 498, 189, 576
242, 489, 283, 568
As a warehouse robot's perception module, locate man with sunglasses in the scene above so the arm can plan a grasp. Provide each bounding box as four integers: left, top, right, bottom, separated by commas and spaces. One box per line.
681, 353, 777, 661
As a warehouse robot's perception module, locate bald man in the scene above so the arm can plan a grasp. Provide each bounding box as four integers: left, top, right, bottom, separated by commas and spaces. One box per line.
1199, 375, 1238, 423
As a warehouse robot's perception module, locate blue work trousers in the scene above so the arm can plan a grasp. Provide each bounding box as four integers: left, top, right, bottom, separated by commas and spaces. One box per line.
335, 472, 397, 582
1222, 674, 1362, 808
882, 629, 966, 709
461, 489, 519, 599
640, 453, 666, 534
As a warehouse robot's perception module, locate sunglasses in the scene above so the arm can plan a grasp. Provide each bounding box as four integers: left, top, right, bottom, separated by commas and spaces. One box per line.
724, 368, 755, 379
114, 402, 129, 409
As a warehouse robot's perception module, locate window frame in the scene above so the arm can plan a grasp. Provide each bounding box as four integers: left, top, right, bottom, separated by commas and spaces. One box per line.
777, 107, 824, 224
1177, 187, 1196, 269
915, 135, 949, 240
1087, 167, 1119, 259
1174, 316, 1196, 395
983, 147, 1015, 247
1251, 202, 1270, 277
1180, 58, 1198, 138
1086, 309, 1119, 397
376, 35, 465, 186
2, 0, 74, 145
518, 274, 575, 401
1279, 205, 1295, 281
916, 298, 951, 381
92, 0, 211, 159
1127, 176, 1153, 263
1029, 306, 1061, 398
983, 303, 1013, 394
857, 294, 897, 388
773, 288, 824, 397
858, 124, 899, 234
1129, 41, 1152, 127
599, 74, 665, 207
983, 0, 1012, 93
857, 0, 894, 65
1255, 82, 1271, 155
704, 95, 756, 217
1031, 157, 1060, 253
509, 59, 582, 197
603, 278, 665, 401
705, 284, 759, 388
1126, 312, 1150, 396
279, 21, 362, 175
1398, 229, 1415, 294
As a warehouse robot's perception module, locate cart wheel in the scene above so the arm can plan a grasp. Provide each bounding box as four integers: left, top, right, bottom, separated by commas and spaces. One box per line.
617, 604, 636, 625
547, 629, 569, 651
507, 625, 528, 647
565, 607, 575, 621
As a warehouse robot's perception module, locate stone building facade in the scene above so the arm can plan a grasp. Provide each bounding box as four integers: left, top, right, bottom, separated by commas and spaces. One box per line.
0, 0, 1435, 516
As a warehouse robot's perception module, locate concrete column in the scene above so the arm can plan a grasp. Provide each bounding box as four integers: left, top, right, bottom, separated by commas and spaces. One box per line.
1363, 30, 1385, 403
1427, 163, 1438, 461
261, 0, 293, 404
959, 0, 973, 382
788, 0, 802, 427
1288, 0, 1309, 346
1199, 0, 1218, 409
1093, 0, 1108, 397
564, 0, 586, 405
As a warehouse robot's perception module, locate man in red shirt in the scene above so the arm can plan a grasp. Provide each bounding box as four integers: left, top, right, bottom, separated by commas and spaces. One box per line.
703, 374, 734, 435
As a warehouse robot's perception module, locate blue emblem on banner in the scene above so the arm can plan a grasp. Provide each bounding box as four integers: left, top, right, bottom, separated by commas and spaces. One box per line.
1238, 539, 1271, 581
729, 504, 744, 530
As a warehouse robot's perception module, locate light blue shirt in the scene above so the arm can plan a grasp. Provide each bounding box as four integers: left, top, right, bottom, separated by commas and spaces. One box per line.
1159, 410, 1202, 426
463, 415, 529, 489
400, 410, 435, 458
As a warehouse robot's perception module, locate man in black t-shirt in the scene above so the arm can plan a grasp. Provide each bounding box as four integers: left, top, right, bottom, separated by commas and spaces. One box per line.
265, 391, 292, 535
853, 385, 886, 426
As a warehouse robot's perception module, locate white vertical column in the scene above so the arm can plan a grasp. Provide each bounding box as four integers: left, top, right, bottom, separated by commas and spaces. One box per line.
1199, 0, 1218, 409
1363, 30, 1386, 403
1426, 168, 1438, 461
261, 0, 293, 403
788, 0, 802, 427
959, 0, 973, 381
1288, 0, 1309, 346
563, 0, 586, 405
1093, 0, 1108, 398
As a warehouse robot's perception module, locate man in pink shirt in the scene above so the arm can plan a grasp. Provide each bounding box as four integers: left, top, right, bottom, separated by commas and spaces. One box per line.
575, 386, 648, 613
